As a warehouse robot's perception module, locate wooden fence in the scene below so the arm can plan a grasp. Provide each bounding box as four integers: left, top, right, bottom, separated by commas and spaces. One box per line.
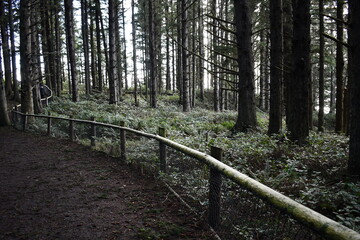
11, 109, 360, 240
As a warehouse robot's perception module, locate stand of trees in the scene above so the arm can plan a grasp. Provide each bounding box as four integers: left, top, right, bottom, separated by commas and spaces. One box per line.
0, 0, 358, 175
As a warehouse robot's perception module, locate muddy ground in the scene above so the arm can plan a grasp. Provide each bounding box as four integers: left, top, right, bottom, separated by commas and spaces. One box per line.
0, 127, 216, 240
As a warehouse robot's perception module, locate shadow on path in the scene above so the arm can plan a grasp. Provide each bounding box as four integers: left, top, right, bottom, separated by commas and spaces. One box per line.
0, 127, 215, 240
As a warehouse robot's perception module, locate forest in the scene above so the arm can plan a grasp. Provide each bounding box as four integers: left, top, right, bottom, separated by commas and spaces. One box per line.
0, 0, 359, 238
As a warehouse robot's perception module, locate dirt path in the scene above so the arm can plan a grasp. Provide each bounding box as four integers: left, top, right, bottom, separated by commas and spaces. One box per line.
0, 127, 215, 240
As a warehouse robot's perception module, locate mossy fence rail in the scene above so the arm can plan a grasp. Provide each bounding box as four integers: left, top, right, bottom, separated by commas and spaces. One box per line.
11, 109, 360, 240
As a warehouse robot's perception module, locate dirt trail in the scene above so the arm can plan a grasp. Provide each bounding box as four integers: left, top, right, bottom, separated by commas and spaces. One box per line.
0, 127, 215, 240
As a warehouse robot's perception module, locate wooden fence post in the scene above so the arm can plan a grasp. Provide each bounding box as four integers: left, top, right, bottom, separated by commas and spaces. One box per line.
47, 112, 51, 136
14, 106, 18, 123
120, 121, 126, 160
208, 146, 223, 230
11, 109, 16, 127
90, 117, 96, 147
69, 115, 74, 141
22, 114, 27, 132
159, 127, 167, 173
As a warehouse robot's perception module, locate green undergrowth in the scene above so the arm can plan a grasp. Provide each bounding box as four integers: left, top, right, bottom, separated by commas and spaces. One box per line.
39, 93, 359, 232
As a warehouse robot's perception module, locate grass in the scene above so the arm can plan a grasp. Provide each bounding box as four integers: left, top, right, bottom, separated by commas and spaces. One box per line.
37, 92, 359, 233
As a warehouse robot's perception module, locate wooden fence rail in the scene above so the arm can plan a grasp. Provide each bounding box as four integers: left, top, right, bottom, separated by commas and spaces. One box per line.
11, 110, 360, 240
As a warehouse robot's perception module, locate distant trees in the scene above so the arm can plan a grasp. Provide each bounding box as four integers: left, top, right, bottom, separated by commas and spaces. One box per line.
1, 0, 359, 155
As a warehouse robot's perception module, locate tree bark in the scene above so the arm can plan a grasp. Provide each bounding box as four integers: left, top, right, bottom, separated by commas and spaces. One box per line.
132, 0, 139, 106
89, 7, 97, 90
233, 0, 257, 132
198, 2, 204, 101
348, 0, 360, 176
64, 0, 79, 102
176, 0, 182, 104
95, 0, 103, 92
212, 0, 219, 112
181, 0, 190, 112
20, 0, 34, 115
283, 0, 292, 127
318, 0, 325, 132
0, 0, 13, 98
32, 27, 43, 114
8, 0, 20, 102
335, 0, 344, 133
81, 0, 91, 95
121, 1, 128, 91
108, 0, 119, 104
0, 40, 11, 126
165, 0, 171, 93
149, 0, 157, 108
268, 0, 283, 135
287, 0, 311, 144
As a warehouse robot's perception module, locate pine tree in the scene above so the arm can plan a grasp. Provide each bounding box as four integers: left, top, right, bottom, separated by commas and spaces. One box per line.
287, 0, 311, 144
64, 0, 79, 102
268, 0, 283, 135
233, 0, 257, 132
348, 0, 360, 176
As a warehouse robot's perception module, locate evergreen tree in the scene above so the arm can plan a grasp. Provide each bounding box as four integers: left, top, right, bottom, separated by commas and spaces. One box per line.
233, 0, 258, 132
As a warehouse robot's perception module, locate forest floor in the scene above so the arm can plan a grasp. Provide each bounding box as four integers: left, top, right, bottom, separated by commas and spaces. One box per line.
0, 127, 216, 240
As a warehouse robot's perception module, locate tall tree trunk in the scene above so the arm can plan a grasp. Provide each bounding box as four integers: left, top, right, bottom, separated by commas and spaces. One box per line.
335, 0, 344, 133
8, 0, 20, 102
90, 7, 97, 90
198, 2, 204, 101
318, 0, 325, 132
20, 0, 34, 115
108, 0, 119, 104
98, 0, 109, 86
259, 28, 265, 110
329, 65, 335, 113
81, 0, 91, 95
64, 0, 79, 102
212, 0, 219, 112
115, 4, 122, 101
95, 0, 103, 92
54, 1, 62, 96
154, 0, 162, 95
149, 0, 157, 108
121, 1, 128, 91
165, 0, 171, 92
348, 0, 360, 176
0, 0, 13, 98
176, 0, 182, 104
32, 30, 43, 114
191, 1, 196, 108
132, 0, 139, 106
283, 0, 292, 127
0, 40, 10, 126
181, 0, 190, 112
264, 34, 270, 112
268, 0, 283, 135
287, 0, 311, 144
233, 0, 257, 132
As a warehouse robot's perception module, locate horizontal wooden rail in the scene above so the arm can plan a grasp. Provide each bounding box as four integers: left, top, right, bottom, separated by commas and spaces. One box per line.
11, 110, 360, 240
